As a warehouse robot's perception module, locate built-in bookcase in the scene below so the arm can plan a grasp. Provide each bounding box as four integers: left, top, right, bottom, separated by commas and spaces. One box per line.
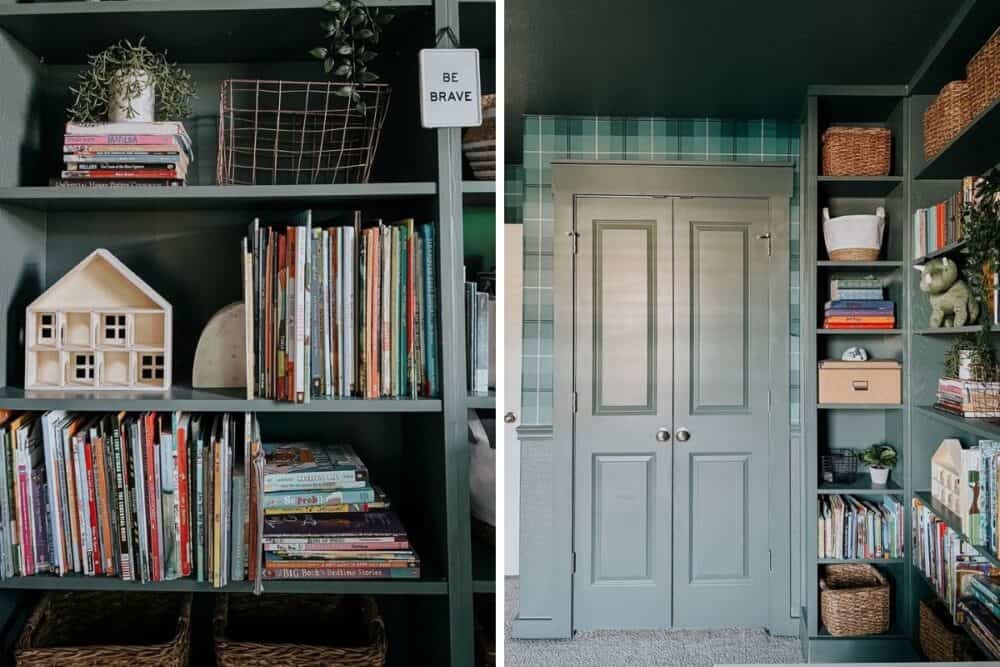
0, 0, 495, 664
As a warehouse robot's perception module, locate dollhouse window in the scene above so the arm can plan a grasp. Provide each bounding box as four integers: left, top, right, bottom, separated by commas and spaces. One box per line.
103, 314, 127, 344
37, 313, 55, 344
140, 354, 165, 381
74, 354, 94, 381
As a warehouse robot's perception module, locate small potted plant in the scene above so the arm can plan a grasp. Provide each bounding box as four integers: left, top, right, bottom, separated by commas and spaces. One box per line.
68, 38, 195, 123
858, 443, 897, 486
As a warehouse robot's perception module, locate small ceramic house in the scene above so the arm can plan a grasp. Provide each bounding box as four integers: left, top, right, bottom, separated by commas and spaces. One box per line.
931, 438, 981, 536
25, 249, 171, 391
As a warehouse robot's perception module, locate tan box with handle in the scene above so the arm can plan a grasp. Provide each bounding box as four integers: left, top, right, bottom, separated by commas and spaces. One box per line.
818, 360, 902, 405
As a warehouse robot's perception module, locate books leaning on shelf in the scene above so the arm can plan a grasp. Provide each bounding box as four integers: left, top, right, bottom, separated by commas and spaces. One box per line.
935, 379, 1000, 418
957, 596, 1000, 659
261, 442, 419, 580
912, 176, 978, 259
0, 411, 265, 588
817, 494, 903, 561
243, 212, 440, 403
912, 496, 999, 618
60, 122, 192, 187
464, 277, 494, 395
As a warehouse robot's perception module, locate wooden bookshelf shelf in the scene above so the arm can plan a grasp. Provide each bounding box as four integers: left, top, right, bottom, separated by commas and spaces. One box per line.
817, 558, 905, 565
914, 490, 1000, 569
913, 239, 967, 265
471, 534, 495, 594
817, 176, 903, 197
817, 329, 901, 335
466, 391, 496, 410
818, 478, 903, 495
0, 184, 438, 211
917, 98, 1000, 180
914, 405, 1000, 440
0, 386, 442, 413
817, 261, 903, 269
914, 325, 999, 335
817, 404, 904, 411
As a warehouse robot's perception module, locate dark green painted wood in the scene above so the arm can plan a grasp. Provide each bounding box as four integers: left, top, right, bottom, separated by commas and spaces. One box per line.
817, 260, 904, 268
914, 405, 1000, 441
816, 329, 902, 335
909, 0, 1000, 94
817, 477, 903, 494
0, 575, 447, 595
466, 392, 495, 409
817, 176, 904, 198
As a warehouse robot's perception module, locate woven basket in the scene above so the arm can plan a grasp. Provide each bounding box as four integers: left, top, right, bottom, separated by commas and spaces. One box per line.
819, 564, 890, 636
214, 593, 386, 666
16, 591, 192, 666
919, 598, 980, 661
967, 27, 1000, 119
821, 127, 891, 176
924, 81, 972, 159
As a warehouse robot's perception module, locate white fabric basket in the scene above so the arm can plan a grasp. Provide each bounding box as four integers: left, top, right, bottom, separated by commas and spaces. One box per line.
823, 206, 885, 260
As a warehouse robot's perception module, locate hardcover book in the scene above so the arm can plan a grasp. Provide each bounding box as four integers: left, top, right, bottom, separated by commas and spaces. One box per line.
263, 442, 368, 491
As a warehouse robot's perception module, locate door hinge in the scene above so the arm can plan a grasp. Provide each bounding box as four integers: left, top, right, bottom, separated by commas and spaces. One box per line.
567, 231, 579, 255
767, 389, 772, 415
768, 549, 773, 572
572, 551, 577, 573
757, 233, 772, 257
571, 391, 578, 413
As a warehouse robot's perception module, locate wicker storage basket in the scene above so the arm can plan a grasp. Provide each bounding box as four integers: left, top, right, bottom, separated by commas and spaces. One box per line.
821, 127, 891, 176
919, 598, 980, 661
923, 81, 972, 159
819, 564, 890, 636
16, 591, 192, 667
822, 206, 885, 261
967, 27, 1000, 119
214, 593, 386, 666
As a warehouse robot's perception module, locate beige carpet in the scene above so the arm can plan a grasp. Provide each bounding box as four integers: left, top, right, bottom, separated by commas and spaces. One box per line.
505, 577, 802, 666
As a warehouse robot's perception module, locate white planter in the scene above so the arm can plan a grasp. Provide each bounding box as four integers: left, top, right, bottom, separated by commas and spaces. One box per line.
869, 466, 890, 486
109, 69, 155, 122
823, 206, 885, 260
959, 350, 974, 380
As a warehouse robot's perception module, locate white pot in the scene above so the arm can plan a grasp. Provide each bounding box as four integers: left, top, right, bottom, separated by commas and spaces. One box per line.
109, 69, 155, 122
869, 466, 890, 486
959, 350, 974, 380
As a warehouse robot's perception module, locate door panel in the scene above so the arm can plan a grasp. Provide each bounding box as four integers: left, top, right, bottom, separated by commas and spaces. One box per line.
672, 197, 771, 628
573, 197, 672, 630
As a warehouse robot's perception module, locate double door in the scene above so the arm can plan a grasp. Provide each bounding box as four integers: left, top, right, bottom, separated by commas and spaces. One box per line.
572, 195, 773, 630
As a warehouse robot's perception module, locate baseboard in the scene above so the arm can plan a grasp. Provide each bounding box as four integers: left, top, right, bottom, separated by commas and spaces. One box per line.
511, 615, 571, 640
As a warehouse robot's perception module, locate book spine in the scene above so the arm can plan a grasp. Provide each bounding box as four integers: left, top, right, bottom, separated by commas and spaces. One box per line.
112, 424, 131, 580
83, 440, 101, 575
262, 487, 376, 509
63, 135, 184, 146
176, 422, 190, 578
263, 565, 420, 579
62, 169, 181, 179
143, 417, 160, 581
263, 469, 368, 490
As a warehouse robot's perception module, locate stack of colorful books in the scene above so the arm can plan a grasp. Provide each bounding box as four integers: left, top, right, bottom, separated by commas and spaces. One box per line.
935, 379, 1000, 418
261, 442, 419, 580
959, 575, 1000, 658
824, 277, 894, 329
61, 122, 192, 187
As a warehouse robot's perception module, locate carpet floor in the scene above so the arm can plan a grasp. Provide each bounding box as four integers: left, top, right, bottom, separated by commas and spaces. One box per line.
504, 577, 803, 666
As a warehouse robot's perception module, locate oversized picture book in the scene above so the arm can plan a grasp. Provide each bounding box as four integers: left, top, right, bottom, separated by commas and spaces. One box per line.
262, 442, 368, 491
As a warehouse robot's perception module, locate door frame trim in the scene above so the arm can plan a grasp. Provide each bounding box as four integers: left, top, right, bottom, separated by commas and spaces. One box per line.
548, 160, 793, 638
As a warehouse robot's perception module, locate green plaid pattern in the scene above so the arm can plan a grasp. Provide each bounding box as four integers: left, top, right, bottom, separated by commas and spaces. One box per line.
518, 114, 801, 427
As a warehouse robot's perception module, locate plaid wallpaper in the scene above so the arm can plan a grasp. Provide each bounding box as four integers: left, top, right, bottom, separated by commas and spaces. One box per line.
515, 114, 801, 427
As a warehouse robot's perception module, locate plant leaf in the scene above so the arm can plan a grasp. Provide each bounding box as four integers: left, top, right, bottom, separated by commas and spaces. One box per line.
337, 44, 353, 55
334, 85, 355, 97
322, 0, 343, 12
309, 47, 329, 60
323, 57, 336, 73
359, 71, 379, 82
357, 29, 374, 39
334, 63, 352, 76
360, 50, 378, 62
377, 13, 395, 25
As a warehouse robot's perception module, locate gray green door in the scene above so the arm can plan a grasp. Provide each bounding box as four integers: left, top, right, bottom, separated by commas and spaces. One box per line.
572, 195, 772, 631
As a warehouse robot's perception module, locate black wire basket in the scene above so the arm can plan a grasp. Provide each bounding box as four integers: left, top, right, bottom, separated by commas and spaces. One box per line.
217, 79, 390, 186
821, 448, 858, 484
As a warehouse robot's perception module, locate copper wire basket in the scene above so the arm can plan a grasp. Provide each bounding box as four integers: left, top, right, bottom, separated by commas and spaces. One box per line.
217, 79, 391, 186
967, 363, 1000, 418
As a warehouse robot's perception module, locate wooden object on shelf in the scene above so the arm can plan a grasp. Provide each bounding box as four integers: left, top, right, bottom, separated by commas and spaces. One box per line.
818, 360, 902, 405
923, 80, 972, 159
24, 248, 172, 392
819, 564, 891, 637
213, 594, 386, 666
821, 126, 891, 176
822, 205, 885, 261
919, 598, 981, 661
967, 27, 1000, 119
17, 591, 192, 666
462, 94, 496, 181
192, 302, 248, 391
931, 438, 977, 528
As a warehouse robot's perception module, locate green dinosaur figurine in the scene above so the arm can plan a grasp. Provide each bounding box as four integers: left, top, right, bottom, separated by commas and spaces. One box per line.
917, 257, 980, 328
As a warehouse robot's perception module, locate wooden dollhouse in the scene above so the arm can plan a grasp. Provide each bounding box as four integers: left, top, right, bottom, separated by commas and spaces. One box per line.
24, 249, 172, 391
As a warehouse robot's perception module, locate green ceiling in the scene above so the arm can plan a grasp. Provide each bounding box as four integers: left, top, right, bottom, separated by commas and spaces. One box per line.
505, 0, 965, 160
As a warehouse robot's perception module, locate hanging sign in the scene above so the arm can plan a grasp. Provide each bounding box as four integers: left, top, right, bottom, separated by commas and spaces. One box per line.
418, 48, 482, 128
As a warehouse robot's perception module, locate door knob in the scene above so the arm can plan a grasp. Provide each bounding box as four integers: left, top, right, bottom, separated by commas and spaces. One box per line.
675, 428, 691, 442
503, 411, 517, 424
655, 428, 670, 442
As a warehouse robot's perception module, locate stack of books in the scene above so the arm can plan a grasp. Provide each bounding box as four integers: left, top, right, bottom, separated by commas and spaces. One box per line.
912, 496, 998, 618
817, 494, 903, 561
913, 176, 978, 259
959, 576, 1000, 658
824, 278, 895, 329
261, 442, 419, 580
465, 275, 494, 395
243, 212, 440, 403
935, 379, 1000, 418
61, 122, 192, 187
0, 411, 263, 587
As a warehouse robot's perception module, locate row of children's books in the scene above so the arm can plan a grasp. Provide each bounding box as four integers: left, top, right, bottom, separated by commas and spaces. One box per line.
0, 411, 264, 588
912, 176, 977, 259
817, 494, 903, 560
243, 212, 439, 403
464, 276, 493, 395
958, 576, 1000, 659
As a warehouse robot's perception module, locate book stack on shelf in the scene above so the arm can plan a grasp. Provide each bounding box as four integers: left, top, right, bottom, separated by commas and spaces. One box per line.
244, 213, 440, 403
935, 380, 1000, 418
464, 275, 494, 395
824, 277, 895, 329
60, 122, 192, 187
912, 496, 998, 617
958, 577, 1000, 659
912, 177, 977, 258
0, 411, 263, 587
261, 442, 419, 580
818, 494, 904, 560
